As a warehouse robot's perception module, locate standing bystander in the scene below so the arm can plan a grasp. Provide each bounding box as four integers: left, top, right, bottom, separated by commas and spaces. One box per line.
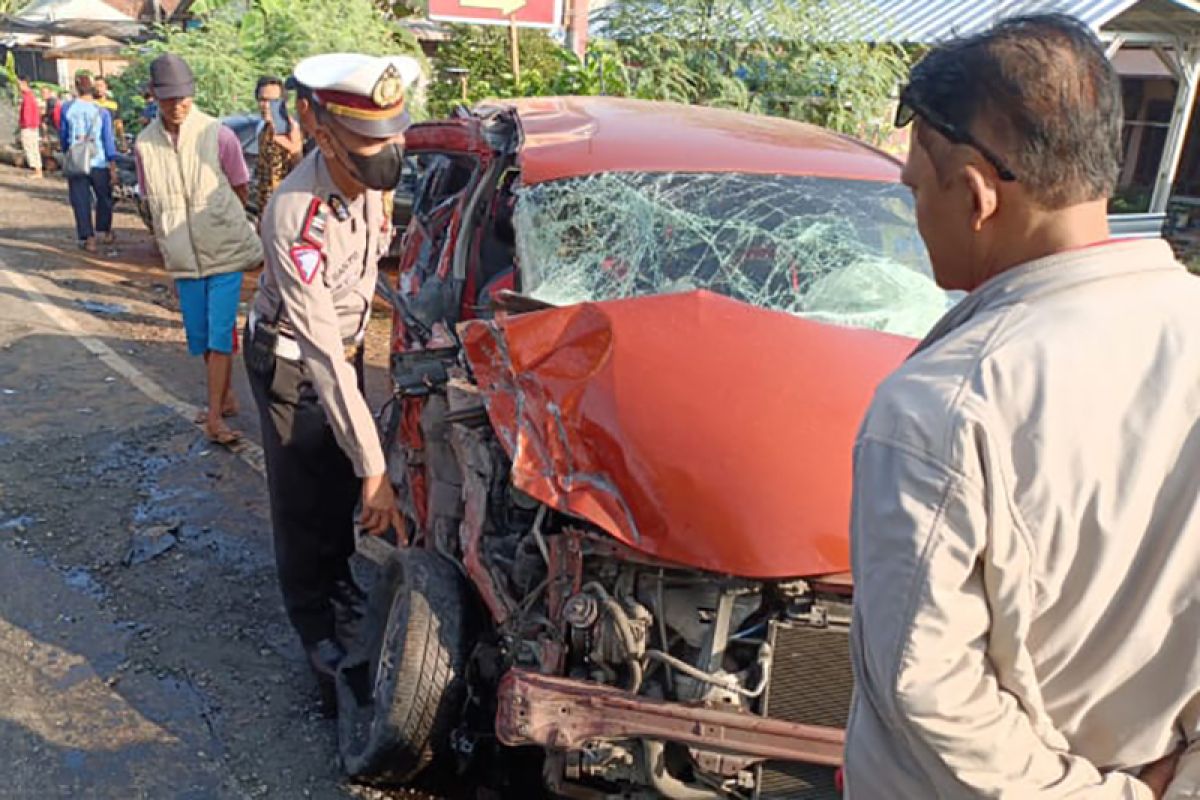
253, 76, 303, 214
59, 74, 117, 251
39, 85, 59, 136
844, 13, 1200, 800
93, 77, 124, 143
139, 87, 158, 129
135, 54, 263, 446
17, 78, 43, 179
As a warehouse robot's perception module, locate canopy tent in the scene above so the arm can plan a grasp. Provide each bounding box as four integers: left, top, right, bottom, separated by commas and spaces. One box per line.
43, 33, 124, 58
40, 32, 126, 75
1, 0, 140, 87
0, 0, 141, 48
0, 16, 143, 40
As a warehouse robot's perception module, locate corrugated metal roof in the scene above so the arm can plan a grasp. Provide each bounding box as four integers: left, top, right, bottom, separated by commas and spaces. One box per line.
590, 0, 1200, 43
836, 0, 1140, 43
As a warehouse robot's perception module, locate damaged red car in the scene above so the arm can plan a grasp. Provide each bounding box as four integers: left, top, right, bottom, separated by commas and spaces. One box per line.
336, 97, 953, 799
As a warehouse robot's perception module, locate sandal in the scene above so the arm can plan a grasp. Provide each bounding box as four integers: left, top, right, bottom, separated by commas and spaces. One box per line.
205, 425, 243, 448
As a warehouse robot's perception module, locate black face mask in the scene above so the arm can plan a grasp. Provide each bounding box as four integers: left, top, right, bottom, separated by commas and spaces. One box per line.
344, 142, 405, 192
316, 110, 406, 191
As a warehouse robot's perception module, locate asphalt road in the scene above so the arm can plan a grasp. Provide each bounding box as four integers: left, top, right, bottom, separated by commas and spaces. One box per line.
0, 164, 407, 800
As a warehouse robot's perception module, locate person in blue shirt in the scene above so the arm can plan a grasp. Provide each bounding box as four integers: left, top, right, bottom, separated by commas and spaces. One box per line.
59, 74, 118, 253
140, 87, 159, 128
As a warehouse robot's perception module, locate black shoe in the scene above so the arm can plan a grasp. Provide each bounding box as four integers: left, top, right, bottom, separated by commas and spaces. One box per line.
305, 637, 346, 714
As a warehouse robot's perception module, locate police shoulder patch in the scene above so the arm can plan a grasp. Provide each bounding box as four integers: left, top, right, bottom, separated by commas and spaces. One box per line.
300, 197, 328, 249
290, 244, 322, 285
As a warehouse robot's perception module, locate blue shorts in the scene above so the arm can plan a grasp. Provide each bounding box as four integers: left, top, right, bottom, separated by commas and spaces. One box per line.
175, 272, 243, 356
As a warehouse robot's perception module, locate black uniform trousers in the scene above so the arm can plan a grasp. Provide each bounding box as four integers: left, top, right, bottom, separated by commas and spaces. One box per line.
245, 345, 363, 647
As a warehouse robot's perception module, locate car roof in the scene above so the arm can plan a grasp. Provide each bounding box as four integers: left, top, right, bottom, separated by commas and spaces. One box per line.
498, 96, 904, 186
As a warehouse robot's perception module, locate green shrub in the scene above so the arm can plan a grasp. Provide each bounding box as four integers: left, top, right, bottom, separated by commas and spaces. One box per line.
425, 0, 909, 144
114, 0, 427, 129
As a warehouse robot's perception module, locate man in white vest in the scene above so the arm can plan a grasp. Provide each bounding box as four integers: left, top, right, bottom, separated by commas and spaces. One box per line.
136, 53, 263, 446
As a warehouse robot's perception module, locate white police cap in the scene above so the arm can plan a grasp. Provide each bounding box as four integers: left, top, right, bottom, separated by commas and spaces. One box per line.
292, 53, 422, 138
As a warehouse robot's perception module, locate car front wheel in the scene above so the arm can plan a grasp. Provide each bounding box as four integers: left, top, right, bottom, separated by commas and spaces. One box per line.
336, 548, 471, 785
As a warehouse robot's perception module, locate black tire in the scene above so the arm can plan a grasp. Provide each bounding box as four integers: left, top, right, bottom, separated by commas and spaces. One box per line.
336, 548, 471, 785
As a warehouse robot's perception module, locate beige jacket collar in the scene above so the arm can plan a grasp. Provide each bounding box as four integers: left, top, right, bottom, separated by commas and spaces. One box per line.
915, 238, 1181, 356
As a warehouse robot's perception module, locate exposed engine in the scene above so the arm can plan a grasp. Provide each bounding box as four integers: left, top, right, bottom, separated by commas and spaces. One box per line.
383, 359, 854, 799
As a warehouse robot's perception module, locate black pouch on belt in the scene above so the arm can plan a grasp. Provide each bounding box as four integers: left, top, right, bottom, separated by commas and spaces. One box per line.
246, 302, 283, 378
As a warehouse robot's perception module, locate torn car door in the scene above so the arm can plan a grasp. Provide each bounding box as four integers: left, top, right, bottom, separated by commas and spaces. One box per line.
391, 110, 519, 353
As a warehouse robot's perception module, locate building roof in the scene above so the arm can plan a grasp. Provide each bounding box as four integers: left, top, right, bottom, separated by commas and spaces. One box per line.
834, 0, 1200, 43
503, 96, 904, 186
592, 0, 1200, 45
12, 0, 134, 25
1, 0, 141, 45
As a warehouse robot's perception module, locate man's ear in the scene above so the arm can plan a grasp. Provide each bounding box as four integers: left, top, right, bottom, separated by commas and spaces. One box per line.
296, 98, 317, 130
963, 163, 1000, 232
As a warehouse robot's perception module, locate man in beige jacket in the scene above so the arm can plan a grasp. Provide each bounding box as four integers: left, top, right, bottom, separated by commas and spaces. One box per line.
845, 14, 1199, 799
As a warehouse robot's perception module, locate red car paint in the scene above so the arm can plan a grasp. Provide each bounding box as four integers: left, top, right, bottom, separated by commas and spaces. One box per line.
461, 290, 914, 579
502, 96, 904, 185
393, 98, 924, 581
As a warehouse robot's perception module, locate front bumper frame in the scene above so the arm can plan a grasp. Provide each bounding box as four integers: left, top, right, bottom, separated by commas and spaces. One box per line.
496, 668, 845, 767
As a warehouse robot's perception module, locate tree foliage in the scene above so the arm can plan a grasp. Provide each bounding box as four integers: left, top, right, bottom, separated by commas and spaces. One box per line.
427, 25, 578, 117
2, 51, 17, 104
0, 1, 27, 102
112, 0, 427, 128
424, 0, 909, 144
602, 0, 910, 142
373, 0, 426, 20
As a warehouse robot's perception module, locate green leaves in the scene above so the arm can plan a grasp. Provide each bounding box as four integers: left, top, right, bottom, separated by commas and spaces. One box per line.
426, 25, 575, 116
2, 51, 18, 105
113, 0, 427, 124
600, 0, 911, 143
422, 0, 908, 145
112, 0, 907, 144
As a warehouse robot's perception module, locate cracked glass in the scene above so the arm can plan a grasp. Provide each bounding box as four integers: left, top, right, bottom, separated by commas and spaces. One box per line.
513, 172, 953, 338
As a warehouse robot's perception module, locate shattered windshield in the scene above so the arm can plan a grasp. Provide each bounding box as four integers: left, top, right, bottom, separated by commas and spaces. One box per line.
513, 172, 953, 338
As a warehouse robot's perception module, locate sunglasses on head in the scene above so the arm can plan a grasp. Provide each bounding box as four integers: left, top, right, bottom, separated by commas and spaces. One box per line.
895, 85, 1018, 182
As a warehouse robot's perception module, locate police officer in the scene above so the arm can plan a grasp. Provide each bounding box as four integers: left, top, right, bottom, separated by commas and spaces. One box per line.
244, 53, 419, 704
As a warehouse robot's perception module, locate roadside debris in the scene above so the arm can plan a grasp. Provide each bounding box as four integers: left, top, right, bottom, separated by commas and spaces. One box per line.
125, 520, 181, 566
76, 299, 131, 316
0, 514, 33, 532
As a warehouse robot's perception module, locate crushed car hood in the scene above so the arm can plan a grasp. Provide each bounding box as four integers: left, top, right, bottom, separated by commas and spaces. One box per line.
461, 290, 914, 579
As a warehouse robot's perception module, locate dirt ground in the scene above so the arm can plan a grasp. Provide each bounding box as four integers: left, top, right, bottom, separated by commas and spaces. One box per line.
0, 162, 424, 799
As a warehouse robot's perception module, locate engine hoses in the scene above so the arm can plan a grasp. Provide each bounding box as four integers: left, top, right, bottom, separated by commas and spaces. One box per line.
582, 581, 645, 693
641, 646, 773, 699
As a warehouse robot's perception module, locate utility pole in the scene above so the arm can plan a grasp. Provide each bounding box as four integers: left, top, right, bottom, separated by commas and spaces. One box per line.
509, 16, 520, 84
567, 0, 588, 59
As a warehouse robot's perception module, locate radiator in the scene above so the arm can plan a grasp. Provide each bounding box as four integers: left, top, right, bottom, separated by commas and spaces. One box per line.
756, 621, 853, 800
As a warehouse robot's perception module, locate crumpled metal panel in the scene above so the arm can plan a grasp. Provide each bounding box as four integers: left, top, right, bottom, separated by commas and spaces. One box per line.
460, 290, 913, 579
